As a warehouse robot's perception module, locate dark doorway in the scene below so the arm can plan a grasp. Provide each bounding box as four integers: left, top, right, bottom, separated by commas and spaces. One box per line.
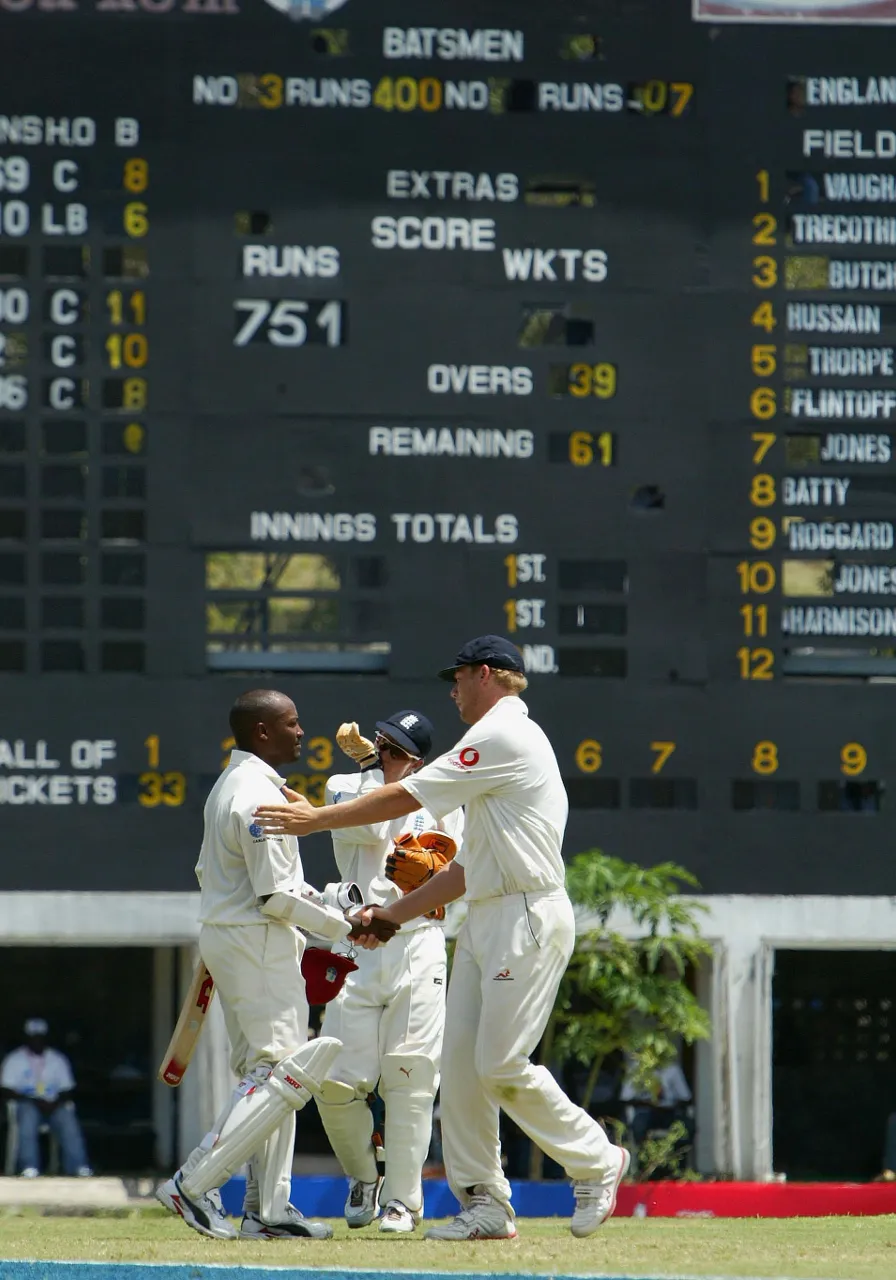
772, 949, 896, 1180
0, 947, 156, 1173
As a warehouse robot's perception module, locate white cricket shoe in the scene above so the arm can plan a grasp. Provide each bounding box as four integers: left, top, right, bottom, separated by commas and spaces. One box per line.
19, 1168, 38, 1179
424, 1188, 517, 1241
345, 1176, 381, 1228
155, 1173, 237, 1240
378, 1199, 420, 1233
239, 1204, 333, 1239
570, 1145, 631, 1238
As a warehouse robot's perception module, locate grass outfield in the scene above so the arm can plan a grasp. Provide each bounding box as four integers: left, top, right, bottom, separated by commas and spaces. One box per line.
1, 1209, 896, 1278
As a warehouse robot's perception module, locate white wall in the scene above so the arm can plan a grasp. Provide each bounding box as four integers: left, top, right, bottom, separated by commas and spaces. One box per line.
6, 890, 896, 1179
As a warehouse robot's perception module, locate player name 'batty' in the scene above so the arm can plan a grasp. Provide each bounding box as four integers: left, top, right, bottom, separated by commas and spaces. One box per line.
782, 477, 850, 506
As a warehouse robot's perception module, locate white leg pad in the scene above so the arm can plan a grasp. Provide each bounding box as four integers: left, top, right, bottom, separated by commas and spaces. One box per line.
259, 1113, 296, 1223
182, 1037, 342, 1199
380, 1054, 439, 1215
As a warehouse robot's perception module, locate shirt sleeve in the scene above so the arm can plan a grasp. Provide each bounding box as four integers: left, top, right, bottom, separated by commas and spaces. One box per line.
402, 726, 522, 819
0, 1051, 21, 1090
326, 769, 394, 844
52, 1051, 75, 1093
232, 796, 299, 899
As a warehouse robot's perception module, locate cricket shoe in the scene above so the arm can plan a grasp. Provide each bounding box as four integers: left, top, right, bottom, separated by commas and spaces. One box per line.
345, 1176, 381, 1228
424, 1188, 517, 1240
239, 1204, 333, 1239
378, 1199, 421, 1233
155, 1173, 237, 1240
570, 1145, 631, 1238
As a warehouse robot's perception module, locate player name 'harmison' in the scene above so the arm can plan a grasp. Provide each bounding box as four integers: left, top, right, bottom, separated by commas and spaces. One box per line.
787, 304, 882, 334
782, 606, 896, 635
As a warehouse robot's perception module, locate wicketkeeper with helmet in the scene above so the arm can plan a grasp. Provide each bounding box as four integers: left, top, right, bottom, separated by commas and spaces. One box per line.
316, 709, 464, 1234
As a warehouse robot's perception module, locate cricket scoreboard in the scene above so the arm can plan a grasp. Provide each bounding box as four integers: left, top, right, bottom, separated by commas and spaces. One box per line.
2, 0, 895, 895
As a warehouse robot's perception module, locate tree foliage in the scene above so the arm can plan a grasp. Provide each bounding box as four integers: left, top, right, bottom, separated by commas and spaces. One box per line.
530, 851, 712, 1178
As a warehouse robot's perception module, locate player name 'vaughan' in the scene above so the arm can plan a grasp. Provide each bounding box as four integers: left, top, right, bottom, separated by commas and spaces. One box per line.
789, 389, 896, 419
382, 28, 524, 61
787, 521, 894, 550
803, 77, 896, 106
791, 214, 896, 245
783, 606, 896, 635
787, 303, 882, 334
782, 477, 850, 506
368, 427, 534, 458
822, 174, 896, 202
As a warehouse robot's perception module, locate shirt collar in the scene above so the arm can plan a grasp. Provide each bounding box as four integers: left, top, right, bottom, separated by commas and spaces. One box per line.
480, 695, 529, 723
230, 749, 287, 789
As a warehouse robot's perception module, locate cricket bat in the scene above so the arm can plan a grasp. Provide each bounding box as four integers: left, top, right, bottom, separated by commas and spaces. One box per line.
157, 959, 216, 1087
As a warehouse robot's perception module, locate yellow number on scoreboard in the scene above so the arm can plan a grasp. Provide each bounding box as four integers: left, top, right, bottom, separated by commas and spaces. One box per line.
575, 740, 603, 773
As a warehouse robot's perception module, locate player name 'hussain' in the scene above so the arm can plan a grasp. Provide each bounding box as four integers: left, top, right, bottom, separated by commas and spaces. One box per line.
787, 303, 882, 334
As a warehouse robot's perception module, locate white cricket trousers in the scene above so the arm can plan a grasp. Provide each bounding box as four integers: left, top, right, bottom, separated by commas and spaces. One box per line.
440, 889, 614, 1209
318, 925, 446, 1213
179, 922, 308, 1221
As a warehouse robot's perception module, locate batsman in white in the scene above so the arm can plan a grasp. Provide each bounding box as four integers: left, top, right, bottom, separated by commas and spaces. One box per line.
156, 689, 396, 1241
317, 710, 463, 1234
254, 637, 630, 1241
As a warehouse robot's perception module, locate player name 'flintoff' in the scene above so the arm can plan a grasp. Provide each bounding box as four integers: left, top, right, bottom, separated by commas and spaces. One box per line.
368, 427, 534, 458
789, 389, 896, 419
382, 28, 525, 61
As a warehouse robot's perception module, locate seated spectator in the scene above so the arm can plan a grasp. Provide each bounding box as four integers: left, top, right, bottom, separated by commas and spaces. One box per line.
621, 1053, 694, 1156
1, 1018, 93, 1177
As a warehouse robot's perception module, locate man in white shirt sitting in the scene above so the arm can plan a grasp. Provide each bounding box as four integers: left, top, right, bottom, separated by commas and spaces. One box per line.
1, 1018, 92, 1177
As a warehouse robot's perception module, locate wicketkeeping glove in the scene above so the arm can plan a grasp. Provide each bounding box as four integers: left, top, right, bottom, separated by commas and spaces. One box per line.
385, 830, 458, 893
336, 721, 378, 768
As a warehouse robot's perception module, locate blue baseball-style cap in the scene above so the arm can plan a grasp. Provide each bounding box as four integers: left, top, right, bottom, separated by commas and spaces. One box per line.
374, 710, 434, 758
437, 635, 525, 681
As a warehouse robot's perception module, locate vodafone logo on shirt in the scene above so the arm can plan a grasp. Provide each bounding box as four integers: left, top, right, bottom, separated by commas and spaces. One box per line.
450, 747, 480, 769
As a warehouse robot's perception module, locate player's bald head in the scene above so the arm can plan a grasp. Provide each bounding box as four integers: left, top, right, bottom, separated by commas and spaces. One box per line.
229, 689, 295, 750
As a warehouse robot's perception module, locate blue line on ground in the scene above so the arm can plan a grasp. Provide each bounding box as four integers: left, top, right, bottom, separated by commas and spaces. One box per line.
0, 1267, 797, 1280
219, 1175, 574, 1218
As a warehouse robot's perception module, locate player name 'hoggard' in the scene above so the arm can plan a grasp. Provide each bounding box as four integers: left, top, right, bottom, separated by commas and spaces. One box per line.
787, 521, 894, 550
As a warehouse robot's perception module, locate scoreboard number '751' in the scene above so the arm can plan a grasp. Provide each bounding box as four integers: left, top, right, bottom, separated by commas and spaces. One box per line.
232, 299, 345, 348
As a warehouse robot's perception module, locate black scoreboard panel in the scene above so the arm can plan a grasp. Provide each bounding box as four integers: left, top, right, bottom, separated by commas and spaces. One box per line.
3, 0, 896, 894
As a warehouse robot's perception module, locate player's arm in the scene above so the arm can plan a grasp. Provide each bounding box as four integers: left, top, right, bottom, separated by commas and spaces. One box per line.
255, 781, 420, 837
369, 860, 466, 927
324, 770, 395, 843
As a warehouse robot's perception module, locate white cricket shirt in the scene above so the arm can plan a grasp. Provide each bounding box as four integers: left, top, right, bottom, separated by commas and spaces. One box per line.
1, 1047, 75, 1100
402, 697, 568, 902
195, 749, 304, 926
326, 766, 464, 928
